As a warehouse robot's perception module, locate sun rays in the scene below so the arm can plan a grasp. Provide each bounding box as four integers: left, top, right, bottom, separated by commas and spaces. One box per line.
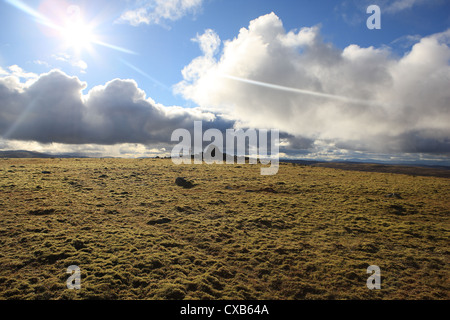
5, 0, 136, 56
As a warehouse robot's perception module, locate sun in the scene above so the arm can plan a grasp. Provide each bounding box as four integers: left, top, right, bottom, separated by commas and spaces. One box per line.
61, 21, 94, 51
60, 6, 96, 52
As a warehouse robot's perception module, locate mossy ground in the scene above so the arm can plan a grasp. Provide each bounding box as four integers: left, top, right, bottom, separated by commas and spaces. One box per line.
0, 158, 448, 300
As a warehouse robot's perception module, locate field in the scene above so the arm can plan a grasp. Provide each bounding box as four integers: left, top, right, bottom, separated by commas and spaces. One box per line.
0, 158, 448, 300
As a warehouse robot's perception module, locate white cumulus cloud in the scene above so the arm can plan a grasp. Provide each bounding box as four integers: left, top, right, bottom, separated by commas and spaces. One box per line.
175, 12, 450, 154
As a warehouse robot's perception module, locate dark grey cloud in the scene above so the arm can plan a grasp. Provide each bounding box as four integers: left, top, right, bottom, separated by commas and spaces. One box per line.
0, 69, 234, 145
281, 134, 315, 150
335, 130, 450, 154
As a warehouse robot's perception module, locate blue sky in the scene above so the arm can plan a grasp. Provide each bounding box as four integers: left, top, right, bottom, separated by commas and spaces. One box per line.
0, 0, 449, 163
1, 0, 449, 106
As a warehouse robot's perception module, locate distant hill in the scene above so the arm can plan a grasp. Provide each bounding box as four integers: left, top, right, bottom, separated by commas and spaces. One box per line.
0, 150, 86, 159
285, 160, 450, 179
2, 149, 449, 178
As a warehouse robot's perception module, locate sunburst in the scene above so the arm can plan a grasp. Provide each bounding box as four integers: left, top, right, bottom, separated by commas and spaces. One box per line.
59, 5, 96, 52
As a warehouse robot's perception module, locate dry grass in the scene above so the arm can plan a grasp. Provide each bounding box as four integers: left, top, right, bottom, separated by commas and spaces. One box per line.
0, 158, 448, 300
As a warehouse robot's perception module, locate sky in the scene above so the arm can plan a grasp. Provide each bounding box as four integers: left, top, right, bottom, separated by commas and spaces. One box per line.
0, 0, 449, 164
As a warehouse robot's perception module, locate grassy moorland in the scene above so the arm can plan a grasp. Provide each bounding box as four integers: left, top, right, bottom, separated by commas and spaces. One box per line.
0, 158, 448, 300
